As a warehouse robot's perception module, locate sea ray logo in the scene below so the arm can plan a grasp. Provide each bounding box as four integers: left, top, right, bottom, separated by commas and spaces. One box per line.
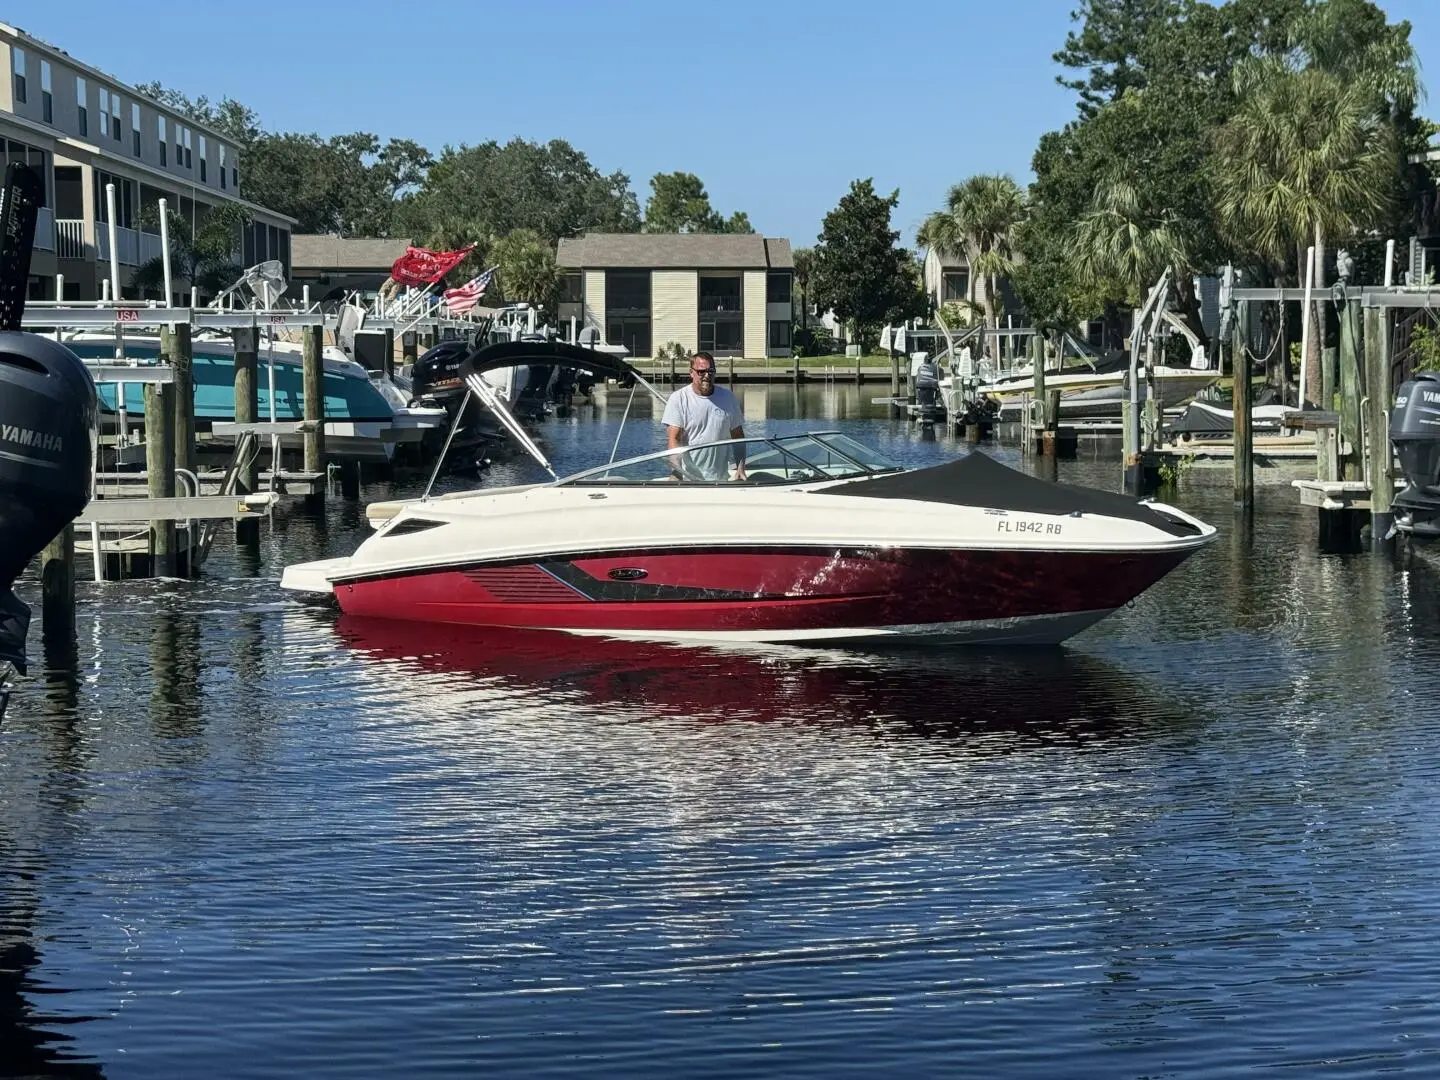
0, 424, 63, 453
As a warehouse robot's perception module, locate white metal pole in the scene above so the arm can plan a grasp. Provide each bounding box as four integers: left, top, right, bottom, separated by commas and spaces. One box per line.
105, 183, 121, 305
158, 197, 173, 304
303, 284, 310, 312
91, 522, 103, 581
1384, 238, 1396, 288
1298, 245, 1314, 409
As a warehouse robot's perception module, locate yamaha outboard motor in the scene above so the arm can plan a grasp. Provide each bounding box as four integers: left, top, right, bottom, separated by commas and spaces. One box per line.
0, 162, 98, 719
1390, 372, 1440, 538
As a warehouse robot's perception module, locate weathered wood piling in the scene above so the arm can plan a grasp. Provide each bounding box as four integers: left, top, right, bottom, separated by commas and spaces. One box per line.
144, 382, 177, 577
233, 327, 260, 544
302, 324, 326, 510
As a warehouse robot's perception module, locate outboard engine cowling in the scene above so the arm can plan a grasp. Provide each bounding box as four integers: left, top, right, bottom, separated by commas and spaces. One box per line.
1389, 373, 1440, 538
0, 332, 99, 673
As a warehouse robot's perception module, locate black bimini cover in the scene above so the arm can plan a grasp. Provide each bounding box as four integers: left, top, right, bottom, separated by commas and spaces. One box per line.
821, 450, 1201, 537
459, 340, 642, 385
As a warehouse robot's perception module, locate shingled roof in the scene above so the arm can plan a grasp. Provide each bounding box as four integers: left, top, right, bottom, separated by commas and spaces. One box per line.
291, 235, 414, 271
557, 233, 793, 270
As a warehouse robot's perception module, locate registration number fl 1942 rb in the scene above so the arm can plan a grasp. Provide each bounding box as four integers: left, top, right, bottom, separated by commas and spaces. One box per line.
997, 519, 1063, 535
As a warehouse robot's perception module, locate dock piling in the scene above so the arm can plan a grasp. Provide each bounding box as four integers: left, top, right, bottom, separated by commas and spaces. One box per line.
40, 526, 75, 637
163, 323, 195, 476
1337, 297, 1363, 481
232, 327, 260, 544
1363, 305, 1394, 546
144, 383, 177, 577
1233, 280, 1254, 512
302, 324, 326, 511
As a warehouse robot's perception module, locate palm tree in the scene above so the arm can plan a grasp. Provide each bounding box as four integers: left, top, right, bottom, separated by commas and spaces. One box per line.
1213, 60, 1400, 404
490, 228, 563, 318
1071, 175, 1192, 305
918, 175, 1026, 331
791, 246, 814, 327
131, 203, 249, 302
1213, 1, 1419, 405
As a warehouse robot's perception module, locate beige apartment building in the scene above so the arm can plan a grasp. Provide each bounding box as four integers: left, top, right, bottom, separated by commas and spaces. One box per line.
0, 22, 294, 302
556, 233, 793, 360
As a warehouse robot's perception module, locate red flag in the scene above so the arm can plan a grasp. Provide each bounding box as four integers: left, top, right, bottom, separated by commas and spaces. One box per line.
389, 244, 476, 287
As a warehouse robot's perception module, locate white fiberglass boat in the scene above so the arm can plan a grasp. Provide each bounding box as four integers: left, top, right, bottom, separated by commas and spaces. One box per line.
281, 341, 1218, 646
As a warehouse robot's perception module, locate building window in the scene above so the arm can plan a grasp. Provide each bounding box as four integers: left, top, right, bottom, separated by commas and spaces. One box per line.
11, 47, 24, 105
158, 116, 167, 166
219, 145, 226, 189
231, 166, 238, 190
132, 103, 141, 156
198, 135, 207, 181
174, 124, 183, 167
110, 92, 122, 141
698, 275, 742, 313
1, 141, 49, 205
183, 128, 192, 169
93, 170, 135, 228
768, 320, 791, 350
941, 270, 969, 303
561, 273, 582, 303
76, 77, 87, 136
766, 272, 791, 305
700, 320, 744, 355
39, 59, 51, 123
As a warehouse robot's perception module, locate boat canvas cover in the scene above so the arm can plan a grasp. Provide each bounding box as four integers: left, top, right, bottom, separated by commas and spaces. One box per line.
1167, 402, 1234, 435
819, 450, 1200, 537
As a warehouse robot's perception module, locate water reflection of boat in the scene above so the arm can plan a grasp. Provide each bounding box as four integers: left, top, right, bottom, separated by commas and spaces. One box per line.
333, 615, 1193, 741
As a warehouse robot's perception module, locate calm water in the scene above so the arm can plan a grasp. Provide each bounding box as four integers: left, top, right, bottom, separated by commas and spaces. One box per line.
4, 384, 1440, 1078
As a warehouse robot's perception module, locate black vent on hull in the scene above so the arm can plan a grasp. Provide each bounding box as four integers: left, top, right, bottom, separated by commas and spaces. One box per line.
819, 450, 1201, 538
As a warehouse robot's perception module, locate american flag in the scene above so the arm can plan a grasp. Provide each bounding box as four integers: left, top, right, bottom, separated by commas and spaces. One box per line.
442, 266, 496, 315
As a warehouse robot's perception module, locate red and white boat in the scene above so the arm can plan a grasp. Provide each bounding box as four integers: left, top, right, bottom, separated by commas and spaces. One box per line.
280, 342, 1217, 646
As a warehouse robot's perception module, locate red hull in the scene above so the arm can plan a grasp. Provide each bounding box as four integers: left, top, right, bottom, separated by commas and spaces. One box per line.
331, 546, 1195, 639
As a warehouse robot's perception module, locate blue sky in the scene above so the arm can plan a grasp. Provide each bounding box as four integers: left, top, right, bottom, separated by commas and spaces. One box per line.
25, 0, 1440, 247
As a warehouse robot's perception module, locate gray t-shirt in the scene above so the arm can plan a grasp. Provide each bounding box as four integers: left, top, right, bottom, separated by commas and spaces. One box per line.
662, 384, 744, 480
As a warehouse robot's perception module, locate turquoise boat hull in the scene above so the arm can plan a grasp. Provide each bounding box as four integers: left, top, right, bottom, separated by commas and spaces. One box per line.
66, 341, 395, 423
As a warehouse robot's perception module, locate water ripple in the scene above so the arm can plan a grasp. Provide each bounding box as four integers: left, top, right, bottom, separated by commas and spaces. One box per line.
2, 402, 1438, 1078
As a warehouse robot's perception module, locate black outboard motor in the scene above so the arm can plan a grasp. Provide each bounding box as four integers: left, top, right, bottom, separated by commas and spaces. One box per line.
0, 334, 99, 665
1390, 373, 1440, 538
0, 162, 98, 719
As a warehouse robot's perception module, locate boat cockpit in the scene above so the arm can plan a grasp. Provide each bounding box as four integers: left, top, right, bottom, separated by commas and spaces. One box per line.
555, 432, 903, 486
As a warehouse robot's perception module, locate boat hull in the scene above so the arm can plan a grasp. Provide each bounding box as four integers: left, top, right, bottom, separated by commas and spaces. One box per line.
325, 545, 1196, 645
978, 371, 1218, 419
65, 339, 396, 423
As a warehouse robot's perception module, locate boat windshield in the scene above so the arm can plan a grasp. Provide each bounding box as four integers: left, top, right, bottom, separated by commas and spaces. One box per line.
556, 432, 902, 486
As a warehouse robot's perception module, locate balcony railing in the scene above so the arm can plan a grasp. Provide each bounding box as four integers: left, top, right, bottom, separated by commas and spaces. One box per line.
34, 206, 55, 252
95, 224, 140, 266
139, 231, 165, 265
56, 219, 87, 260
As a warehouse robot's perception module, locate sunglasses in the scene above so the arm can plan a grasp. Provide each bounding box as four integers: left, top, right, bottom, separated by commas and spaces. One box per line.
691, 368, 715, 376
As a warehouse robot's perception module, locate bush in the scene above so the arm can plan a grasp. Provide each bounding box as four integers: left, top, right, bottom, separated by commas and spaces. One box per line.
653, 341, 689, 366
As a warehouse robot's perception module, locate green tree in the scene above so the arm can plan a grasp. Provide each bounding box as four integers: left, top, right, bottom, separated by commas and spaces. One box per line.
642, 172, 753, 233
918, 174, 1026, 329
136, 83, 431, 238
402, 138, 639, 245
490, 228, 563, 317
811, 179, 926, 352
791, 246, 814, 325
131, 202, 250, 299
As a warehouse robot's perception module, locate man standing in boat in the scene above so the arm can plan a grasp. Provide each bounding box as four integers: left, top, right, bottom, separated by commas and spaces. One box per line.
663, 351, 746, 481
